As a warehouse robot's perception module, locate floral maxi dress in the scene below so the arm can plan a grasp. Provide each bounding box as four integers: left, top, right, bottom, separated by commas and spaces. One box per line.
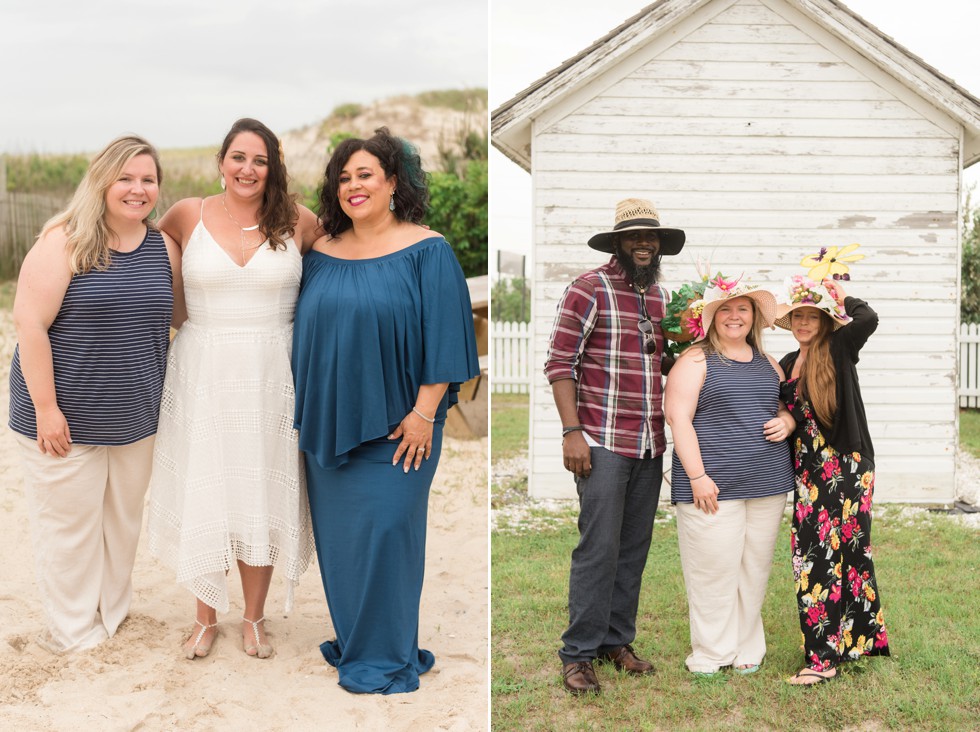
782, 379, 890, 672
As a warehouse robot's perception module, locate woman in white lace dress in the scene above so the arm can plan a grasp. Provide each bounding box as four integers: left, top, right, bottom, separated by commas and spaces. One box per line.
147, 118, 318, 660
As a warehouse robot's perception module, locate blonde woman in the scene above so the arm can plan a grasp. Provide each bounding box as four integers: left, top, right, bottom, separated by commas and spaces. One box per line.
664, 278, 794, 677
9, 135, 184, 652
775, 277, 889, 685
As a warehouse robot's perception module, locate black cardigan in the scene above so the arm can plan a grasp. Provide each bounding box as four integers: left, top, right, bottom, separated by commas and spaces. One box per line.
779, 297, 878, 462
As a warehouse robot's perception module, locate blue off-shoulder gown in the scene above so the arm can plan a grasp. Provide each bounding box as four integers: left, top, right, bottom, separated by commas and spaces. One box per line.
292, 236, 480, 694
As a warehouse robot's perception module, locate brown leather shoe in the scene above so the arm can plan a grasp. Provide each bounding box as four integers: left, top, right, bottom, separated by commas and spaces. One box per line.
562, 661, 601, 695
600, 644, 655, 675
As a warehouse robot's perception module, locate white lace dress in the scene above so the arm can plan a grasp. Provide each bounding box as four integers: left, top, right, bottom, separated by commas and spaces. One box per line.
147, 220, 313, 612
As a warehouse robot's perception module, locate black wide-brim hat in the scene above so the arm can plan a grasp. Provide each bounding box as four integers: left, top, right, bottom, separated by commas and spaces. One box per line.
587, 198, 686, 255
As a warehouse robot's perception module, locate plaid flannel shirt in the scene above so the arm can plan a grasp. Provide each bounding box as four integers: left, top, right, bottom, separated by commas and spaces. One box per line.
544, 256, 667, 459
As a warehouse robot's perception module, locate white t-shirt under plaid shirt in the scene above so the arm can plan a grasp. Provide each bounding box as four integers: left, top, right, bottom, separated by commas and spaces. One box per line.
544, 256, 668, 459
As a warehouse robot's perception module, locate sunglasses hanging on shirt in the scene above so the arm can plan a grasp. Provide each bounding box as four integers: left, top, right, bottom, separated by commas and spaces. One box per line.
636, 288, 657, 355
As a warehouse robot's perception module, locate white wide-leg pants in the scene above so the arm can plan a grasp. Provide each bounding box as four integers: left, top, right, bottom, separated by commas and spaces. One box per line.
675, 493, 786, 673
17, 433, 154, 653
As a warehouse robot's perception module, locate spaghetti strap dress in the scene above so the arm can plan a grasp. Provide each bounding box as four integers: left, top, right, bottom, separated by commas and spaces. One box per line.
147, 212, 313, 613
292, 236, 479, 694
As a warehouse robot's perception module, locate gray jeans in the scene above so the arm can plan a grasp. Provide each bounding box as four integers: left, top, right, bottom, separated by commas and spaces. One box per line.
558, 446, 663, 664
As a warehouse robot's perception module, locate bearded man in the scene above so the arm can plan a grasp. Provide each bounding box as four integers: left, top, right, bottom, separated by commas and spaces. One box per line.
544, 198, 685, 695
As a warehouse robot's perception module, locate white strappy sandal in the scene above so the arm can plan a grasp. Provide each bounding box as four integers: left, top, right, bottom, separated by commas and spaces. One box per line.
184, 620, 219, 660
242, 616, 273, 659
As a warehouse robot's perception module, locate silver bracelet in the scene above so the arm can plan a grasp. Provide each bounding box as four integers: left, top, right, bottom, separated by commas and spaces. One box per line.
412, 407, 435, 424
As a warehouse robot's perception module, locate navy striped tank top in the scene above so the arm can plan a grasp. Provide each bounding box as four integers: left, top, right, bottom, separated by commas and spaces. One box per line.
670, 349, 794, 503
8, 228, 173, 445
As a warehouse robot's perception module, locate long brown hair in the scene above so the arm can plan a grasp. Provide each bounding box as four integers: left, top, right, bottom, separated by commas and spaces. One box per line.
217, 118, 297, 249
797, 312, 837, 429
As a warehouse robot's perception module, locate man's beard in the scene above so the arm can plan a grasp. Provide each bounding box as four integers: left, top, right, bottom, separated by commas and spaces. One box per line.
615, 244, 660, 290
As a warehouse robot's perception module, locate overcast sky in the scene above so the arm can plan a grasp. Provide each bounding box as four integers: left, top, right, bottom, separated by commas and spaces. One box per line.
491, 0, 980, 262
0, 0, 487, 153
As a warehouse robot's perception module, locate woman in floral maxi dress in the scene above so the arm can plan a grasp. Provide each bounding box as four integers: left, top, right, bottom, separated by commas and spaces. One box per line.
776, 276, 889, 685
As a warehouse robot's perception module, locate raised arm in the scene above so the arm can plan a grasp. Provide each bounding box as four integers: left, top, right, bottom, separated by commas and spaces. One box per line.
823, 278, 878, 355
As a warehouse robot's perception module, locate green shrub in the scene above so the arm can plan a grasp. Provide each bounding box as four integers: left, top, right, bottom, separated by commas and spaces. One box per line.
5, 153, 89, 193
962, 195, 980, 323
426, 160, 487, 278
491, 277, 531, 323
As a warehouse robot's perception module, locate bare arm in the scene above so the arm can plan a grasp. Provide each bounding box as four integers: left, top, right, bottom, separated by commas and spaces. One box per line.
12, 227, 74, 456
294, 204, 323, 255
162, 230, 187, 329
158, 198, 200, 252
552, 377, 591, 479
664, 348, 718, 514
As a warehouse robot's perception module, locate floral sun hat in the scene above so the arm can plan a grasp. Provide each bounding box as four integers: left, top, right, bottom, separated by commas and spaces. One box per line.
661, 268, 776, 354
696, 275, 778, 341
774, 275, 851, 331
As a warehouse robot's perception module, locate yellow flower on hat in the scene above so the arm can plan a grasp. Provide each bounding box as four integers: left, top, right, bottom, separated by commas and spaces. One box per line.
801, 244, 864, 280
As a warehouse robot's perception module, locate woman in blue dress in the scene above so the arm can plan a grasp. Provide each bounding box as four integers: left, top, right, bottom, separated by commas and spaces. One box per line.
292, 127, 480, 694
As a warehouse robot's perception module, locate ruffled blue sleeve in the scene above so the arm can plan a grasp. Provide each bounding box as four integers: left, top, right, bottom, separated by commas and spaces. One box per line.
420, 240, 481, 410
292, 238, 480, 470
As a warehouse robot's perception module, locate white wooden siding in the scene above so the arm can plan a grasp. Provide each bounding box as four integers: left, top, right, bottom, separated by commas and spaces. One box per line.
528, 0, 960, 503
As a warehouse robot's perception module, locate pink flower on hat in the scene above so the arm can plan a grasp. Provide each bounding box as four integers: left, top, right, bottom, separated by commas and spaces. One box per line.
709, 274, 741, 292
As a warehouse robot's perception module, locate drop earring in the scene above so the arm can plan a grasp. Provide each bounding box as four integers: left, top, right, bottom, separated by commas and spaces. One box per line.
220, 176, 226, 191
389, 192, 396, 212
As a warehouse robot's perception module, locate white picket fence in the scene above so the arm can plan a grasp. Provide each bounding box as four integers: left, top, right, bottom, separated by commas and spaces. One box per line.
493, 321, 980, 406
961, 323, 980, 407
491, 321, 530, 393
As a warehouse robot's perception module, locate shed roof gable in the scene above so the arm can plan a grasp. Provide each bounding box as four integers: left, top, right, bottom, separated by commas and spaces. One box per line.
492, 0, 980, 169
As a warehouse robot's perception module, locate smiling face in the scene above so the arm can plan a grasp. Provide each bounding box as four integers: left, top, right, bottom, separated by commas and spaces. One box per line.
617, 230, 661, 267
713, 296, 755, 342
790, 307, 827, 347
104, 153, 159, 227
219, 131, 269, 200
336, 149, 395, 223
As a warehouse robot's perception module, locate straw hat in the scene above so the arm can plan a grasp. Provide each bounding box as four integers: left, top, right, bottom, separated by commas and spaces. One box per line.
587, 198, 686, 255
696, 277, 777, 341
773, 276, 851, 331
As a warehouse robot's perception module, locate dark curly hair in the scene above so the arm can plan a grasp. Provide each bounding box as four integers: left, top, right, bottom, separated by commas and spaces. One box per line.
318, 127, 429, 238
217, 118, 297, 249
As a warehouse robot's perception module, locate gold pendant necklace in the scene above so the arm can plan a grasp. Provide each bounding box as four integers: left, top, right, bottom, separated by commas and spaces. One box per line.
221, 194, 261, 265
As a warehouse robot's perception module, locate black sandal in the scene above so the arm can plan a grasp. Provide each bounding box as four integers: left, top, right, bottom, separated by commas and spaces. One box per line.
787, 668, 837, 686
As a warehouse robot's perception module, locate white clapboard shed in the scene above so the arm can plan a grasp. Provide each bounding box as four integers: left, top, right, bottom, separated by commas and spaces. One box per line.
492, 0, 980, 503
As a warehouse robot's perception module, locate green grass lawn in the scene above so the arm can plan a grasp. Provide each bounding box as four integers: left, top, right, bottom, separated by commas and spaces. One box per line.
491, 392, 529, 462
491, 398, 980, 731
959, 408, 980, 458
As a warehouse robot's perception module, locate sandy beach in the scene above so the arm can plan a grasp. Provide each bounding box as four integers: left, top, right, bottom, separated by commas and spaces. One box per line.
0, 311, 489, 731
